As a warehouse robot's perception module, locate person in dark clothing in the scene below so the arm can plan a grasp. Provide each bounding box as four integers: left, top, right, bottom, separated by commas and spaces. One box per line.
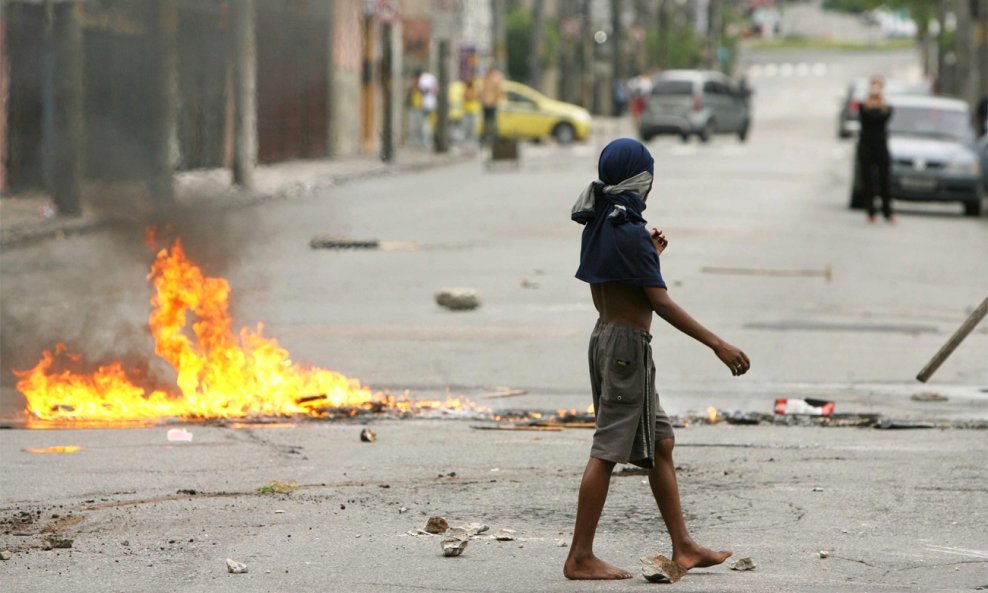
857, 77, 895, 223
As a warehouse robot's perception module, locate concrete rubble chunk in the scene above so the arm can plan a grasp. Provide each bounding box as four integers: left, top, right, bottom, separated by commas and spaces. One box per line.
435, 288, 482, 311
360, 428, 376, 443
0, 550, 11, 560
441, 535, 469, 557
494, 529, 517, 541
226, 558, 248, 574
730, 557, 757, 571
424, 516, 449, 534
819, 550, 830, 559
641, 555, 686, 583
42, 537, 73, 550
460, 522, 489, 536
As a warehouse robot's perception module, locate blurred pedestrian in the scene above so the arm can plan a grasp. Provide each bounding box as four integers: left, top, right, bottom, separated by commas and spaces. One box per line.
481, 64, 504, 145
565, 138, 747, 581
857, 76, 895, 223
406, 71, 425, 147
461, 78, 481, 149
976, 96, 987, 138
419, 71, 438, 149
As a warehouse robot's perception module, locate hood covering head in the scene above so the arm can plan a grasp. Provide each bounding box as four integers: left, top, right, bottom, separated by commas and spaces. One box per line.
571, 139, 666, 289
598, 138, 654, 188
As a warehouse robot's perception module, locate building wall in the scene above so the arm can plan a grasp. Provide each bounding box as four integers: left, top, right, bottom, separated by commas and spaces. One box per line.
0, 15, 7, 193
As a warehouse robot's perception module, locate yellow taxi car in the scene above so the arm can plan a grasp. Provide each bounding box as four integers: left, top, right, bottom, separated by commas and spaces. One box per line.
440, 80, 592, 143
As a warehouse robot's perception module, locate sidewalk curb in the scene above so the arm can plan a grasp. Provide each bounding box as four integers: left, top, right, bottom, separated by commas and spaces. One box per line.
0, 153, 471, 252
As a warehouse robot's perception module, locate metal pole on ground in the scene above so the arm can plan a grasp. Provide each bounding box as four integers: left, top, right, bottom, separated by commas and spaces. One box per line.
916, 297, 988, 383
381, 20, 395, 162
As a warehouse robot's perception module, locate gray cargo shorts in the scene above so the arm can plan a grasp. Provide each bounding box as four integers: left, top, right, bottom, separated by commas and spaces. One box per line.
588, 319, 675, 469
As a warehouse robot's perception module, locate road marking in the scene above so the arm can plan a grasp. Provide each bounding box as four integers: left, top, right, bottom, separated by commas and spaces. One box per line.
746, 62, 832, 79
780, 63, 795, 77
812, 62, 828, 76
795, 62, 810, 77
763, 63, 779, 78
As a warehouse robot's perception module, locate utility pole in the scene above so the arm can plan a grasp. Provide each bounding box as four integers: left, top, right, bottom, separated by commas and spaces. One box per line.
658, 0, 670, 70
579, 0, 592, 109
232, 0, 257, 188
611, 0, 625, 115
51, 2, 83, 216
527, 0, 545, 91
381, 19, 395, 162
148, 0, 177, 204
435, 38, 450, 153
490, 0, 506, 71
708, 0, 722, 71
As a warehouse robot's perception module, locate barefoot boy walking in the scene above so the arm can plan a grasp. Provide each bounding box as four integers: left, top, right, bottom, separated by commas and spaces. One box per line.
564, 138, 750, 581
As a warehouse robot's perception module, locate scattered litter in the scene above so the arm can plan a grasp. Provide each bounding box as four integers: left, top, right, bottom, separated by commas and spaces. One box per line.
701, 264, 832, 282
481, 387, 528, 399
812, 487, 824, 492
435, 288, 482, 311
819, 550, 830, 559
257, 480, 299, 494
910, 392, 949, 402
399, 507, 408, 514
520, 278, 540, 289
874, 420, 937, 430
556, 539, 568, 547
309, 237, 379, 250
471, 424, 563, 432
774, 398, 835, 416
494, 529, 517, 541
441, 535, 469, 557
405, 529, 434, 536
177, 489, 198, 495
274, 510, 285, 514
617, 467, 649, 476
730, 557, 756, 571
460, 522, 490, 536
0, 550, 11, 560
424, 516, 449, 534
226, 558, 248, 574
166, 428, 194, 442
360, 428, 376, 443
490, 468, 500, 472
642, 555, 687, 583
24, 446, 81, 454
42, 537, 73, 550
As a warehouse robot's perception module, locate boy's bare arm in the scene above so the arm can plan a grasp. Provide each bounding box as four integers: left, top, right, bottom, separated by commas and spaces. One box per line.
644, 287, 751, 376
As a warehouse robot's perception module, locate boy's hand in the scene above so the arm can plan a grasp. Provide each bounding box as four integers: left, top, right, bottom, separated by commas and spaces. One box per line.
650, 228, 668, 255
714, 342, 750, 376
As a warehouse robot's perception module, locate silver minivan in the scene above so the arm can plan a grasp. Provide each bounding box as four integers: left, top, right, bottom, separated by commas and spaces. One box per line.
639, 70, 751, 143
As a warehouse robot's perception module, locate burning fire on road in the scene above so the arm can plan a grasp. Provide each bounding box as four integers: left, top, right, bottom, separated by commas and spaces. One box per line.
15, 236, 471, 427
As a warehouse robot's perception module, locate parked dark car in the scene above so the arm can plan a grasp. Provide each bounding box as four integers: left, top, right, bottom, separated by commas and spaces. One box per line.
837, 78, 931, 139
850, 96, 984, 216
639, 70, 751, 143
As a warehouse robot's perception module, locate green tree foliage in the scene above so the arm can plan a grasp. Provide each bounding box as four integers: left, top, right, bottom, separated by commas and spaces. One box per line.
644, 27, 705, 69
506, 8, 532, 82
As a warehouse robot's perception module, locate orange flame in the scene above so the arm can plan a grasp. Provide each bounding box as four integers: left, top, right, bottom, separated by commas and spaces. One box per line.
25, 446, 81, 454
707, 406, 718, 423
15, 239, 468, 424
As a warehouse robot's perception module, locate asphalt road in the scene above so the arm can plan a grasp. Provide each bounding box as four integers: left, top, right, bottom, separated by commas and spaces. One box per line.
1, 45, 987, 592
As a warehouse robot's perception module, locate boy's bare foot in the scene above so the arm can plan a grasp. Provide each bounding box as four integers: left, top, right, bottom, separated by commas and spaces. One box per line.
563, 554, 633, 580
673, 543, 733, 570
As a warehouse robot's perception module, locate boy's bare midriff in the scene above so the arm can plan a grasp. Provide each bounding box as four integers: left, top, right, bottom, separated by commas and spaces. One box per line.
591, 283, 654, 331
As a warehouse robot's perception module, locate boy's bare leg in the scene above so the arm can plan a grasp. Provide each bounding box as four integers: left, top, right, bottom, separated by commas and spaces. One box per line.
564, 457, 633, 580
648, 438, 733, 570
